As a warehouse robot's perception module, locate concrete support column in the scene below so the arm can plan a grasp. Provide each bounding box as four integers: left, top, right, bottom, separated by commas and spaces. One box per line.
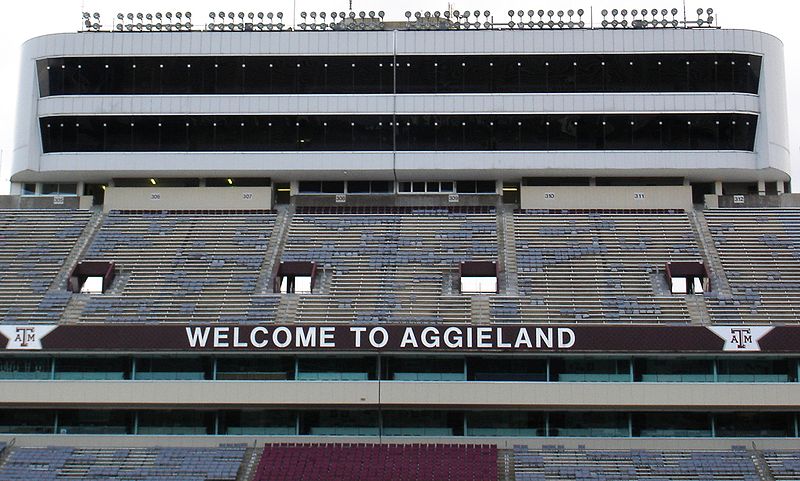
778, 182, 786, 195
714, 181, 723, 196
589, 177, 597, 186
758, 180, 766, 196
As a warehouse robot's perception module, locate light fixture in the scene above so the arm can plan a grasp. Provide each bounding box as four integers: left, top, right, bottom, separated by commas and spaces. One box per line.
150, 178, 157, 185
227, 178, 234, 185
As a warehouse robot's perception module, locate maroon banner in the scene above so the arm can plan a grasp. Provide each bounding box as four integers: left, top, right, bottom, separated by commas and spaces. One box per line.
0, 324, 798, 353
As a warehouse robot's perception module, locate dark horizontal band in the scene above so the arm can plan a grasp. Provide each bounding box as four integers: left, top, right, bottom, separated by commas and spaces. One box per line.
37, 53, 761, 96
40, 113, 758, 153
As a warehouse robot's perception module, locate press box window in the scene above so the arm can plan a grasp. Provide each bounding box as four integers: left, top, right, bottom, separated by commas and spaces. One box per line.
346, 181, 392, 194
399, 181, 456, 194
41, 183, 77, 196
457, 181, 497, 194
21, 183, 37, 196
299, 181, 346, 194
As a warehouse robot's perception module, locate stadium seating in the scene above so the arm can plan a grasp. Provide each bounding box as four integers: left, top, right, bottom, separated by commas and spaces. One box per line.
704, 209, 800, 323
0, 445, 246, 480
0, 209, 92, 323
513, 445, 761, 481
493, 210, 701, 323
254, 443, 497, 481
77, 211, 280, 323
762, 450, 800, 480
282, 207, 497, 323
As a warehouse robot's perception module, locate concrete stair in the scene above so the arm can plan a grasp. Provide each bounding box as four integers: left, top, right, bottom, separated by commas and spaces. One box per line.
257, 204, 294, 295
690, 209, 733, 298
470, 295, 491, 323
61, 293, 90, 323
498, 448, 516, 481
48, 208, 105, 292
498, 206, 520, 296
685, 294, 712, 325
751, 447, 778, 481
275, 294, 299, 323
239, 446, 263, 481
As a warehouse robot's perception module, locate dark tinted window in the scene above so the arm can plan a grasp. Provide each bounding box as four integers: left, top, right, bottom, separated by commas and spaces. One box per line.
37, 54, 762, 96
41, 114, 758, 153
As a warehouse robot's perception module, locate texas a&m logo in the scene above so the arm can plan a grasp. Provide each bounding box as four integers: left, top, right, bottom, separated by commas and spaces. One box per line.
0, 325, 57, 350
708, 326, 774, 352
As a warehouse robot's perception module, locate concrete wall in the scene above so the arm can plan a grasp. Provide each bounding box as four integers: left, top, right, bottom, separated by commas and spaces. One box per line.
293, 194, 499, 207
520, 186, 693, 210
709, 193, 800, 208
1, 380, 797, 410
103, 187, 272, 211
11, 29, 791, 185
0, 195, 92, 209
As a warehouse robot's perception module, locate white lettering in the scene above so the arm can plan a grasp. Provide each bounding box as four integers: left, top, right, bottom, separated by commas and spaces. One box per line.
350, 327, 367, 348
536, 328, 553, 349
476, 327, 492, 348
369, 327, 389, 348
232, 327, 247, 348
496, 327, 511, 348
558, 328, 576, 348
250, 327, 269, 348
421, 327, 440, 348
214, 327, 229, 348
296, 327, 317, 348
272, 327, 291, 348
400, 328, 418, 348
319, 327, 336, 348
514, 328, 532, 348
186, 327, 210, 348
444, 327, 463, 349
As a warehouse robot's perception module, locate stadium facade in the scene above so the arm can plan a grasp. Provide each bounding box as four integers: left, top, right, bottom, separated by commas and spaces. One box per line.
1, 8, 800, 476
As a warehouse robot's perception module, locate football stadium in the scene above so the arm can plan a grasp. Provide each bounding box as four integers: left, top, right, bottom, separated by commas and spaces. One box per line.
0, 4, 798, 480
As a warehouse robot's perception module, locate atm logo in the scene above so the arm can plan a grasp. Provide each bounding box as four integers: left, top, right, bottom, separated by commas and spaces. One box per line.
0, 325, 58, 350
708, 326, 774, 352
